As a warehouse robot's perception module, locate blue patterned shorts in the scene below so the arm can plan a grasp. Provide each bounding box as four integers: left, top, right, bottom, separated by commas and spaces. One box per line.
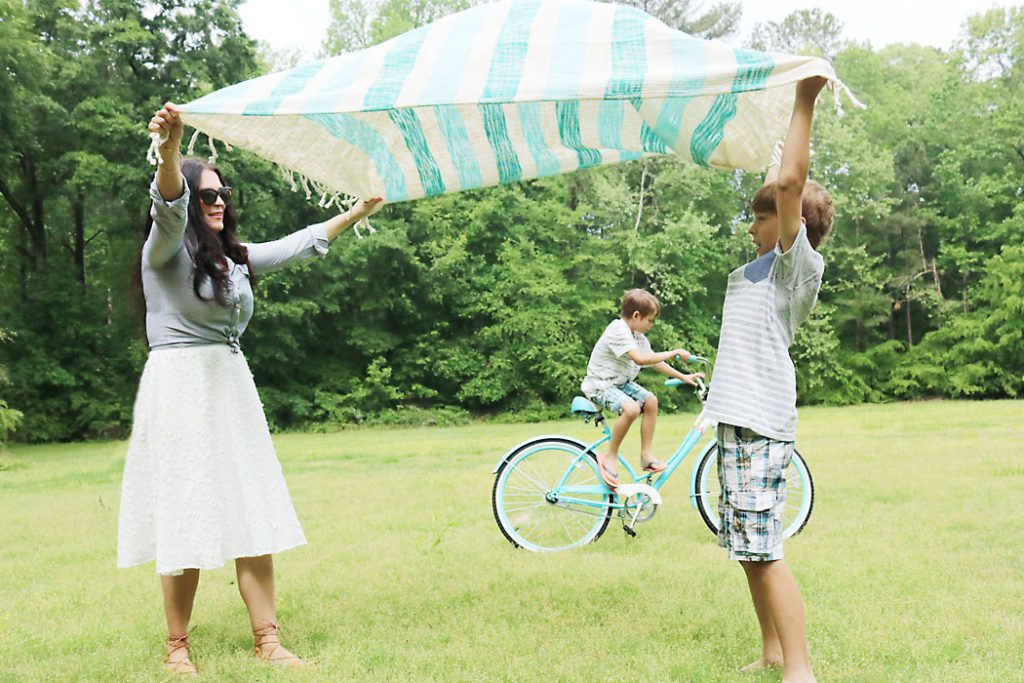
590, 381, 654, 415
716, 424, 793, 562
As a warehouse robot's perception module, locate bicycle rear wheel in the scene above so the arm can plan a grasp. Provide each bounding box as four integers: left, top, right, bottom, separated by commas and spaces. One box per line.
693, 444, 814, 538
492, 438, 613, 552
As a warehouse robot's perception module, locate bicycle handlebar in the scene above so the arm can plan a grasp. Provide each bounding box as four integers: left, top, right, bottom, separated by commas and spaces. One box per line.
665, 355, 711, 403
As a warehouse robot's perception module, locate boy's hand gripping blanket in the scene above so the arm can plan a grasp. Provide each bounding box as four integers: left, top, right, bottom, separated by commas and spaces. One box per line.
172, 0, 860, 204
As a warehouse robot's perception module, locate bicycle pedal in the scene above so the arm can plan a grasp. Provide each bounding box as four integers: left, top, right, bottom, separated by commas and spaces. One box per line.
622, 525, 637, 538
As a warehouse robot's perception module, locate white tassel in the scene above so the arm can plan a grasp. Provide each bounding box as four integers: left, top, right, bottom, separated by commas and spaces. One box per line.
317, 191, 329, 207
146, 132, 164, 166
299, 174, 312, 200
207, 136, 218, 163
353, 216, 377, 239
828, 77, 867, 117
186, 129, 200, 156
279, 165, 298, 191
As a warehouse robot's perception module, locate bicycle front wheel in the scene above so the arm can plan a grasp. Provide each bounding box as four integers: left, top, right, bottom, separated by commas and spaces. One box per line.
492, 438, 613, 552
693, 444, 814, 538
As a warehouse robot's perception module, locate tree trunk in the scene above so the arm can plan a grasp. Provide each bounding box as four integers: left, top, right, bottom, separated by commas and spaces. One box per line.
73, 192, 86, 287
919, 225, 942, 301
905, 287, 913, 347
634, 161, 649, 235
23, 155, 46, 270
0, 157, 46, 272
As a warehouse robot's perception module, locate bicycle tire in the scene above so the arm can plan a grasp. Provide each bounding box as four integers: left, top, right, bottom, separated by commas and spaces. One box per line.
693, 444, 814, 538
492, 437, 614, 552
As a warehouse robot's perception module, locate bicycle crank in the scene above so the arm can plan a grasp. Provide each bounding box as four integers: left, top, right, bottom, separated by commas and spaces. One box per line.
616, 483, 662, 536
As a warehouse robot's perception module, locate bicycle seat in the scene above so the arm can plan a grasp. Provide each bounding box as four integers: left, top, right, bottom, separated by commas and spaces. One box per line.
571, 396, 602, 418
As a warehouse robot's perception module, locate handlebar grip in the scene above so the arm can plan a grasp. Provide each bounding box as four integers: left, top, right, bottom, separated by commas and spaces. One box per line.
664, 379, 684, 387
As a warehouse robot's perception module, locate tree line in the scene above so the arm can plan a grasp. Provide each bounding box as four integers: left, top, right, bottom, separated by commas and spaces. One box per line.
1, 0, 1021, 443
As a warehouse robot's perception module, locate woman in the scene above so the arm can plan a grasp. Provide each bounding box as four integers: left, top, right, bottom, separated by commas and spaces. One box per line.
117, 103, 381, 675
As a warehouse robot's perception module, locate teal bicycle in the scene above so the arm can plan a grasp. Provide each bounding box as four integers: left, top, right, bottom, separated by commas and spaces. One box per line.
491, 356, 814, 552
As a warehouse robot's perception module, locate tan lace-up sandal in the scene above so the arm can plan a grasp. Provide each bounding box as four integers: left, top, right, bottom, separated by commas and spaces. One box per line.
164, 633, 198, 676
253, 622, 303, 667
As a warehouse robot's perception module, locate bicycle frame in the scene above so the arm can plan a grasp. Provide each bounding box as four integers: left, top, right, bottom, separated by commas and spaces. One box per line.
550, 410, 714, 512
548, 356, 715, 512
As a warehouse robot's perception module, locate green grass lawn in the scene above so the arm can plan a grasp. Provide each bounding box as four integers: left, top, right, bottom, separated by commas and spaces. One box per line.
1, 400, 1023, 682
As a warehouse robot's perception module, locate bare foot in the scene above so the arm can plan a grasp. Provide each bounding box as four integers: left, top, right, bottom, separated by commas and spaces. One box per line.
738, 656, 783, 673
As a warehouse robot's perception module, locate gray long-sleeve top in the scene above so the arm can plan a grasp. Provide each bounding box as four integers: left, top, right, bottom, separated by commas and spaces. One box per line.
143, 175, 329, 352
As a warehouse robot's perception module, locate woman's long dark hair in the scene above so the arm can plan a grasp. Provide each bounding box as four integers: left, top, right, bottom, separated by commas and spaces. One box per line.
139, 157, 255, 306
180, 157, 253, 304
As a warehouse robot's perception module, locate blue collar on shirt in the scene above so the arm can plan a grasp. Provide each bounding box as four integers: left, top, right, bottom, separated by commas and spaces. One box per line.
743, 249, 777, 283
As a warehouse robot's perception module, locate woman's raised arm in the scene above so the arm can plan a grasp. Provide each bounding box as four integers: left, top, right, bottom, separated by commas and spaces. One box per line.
148, 102, 185, 201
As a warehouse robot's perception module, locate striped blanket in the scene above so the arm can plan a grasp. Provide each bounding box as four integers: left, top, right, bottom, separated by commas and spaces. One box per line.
176, 0, 855, 204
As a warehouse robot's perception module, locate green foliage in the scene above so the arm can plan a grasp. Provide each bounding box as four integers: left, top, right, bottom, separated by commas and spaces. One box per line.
891, 245, 1024, 398
0, 326, 23, 445
620, 0, 741, 39
3, 2, 1024, 442
750, 8, 847, 59
323, 0, 480, 55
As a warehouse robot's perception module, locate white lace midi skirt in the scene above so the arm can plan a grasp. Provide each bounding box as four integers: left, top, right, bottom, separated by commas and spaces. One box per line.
117, 345, 307, 575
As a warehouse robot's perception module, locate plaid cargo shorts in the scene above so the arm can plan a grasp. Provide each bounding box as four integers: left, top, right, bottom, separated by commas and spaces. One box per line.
716, 423, 793, 562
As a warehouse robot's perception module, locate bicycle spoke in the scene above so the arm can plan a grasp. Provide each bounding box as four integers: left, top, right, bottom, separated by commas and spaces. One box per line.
508, 468, 549, 495
495, 442, 612, 551
556, 511, 575, 543
501, 499, 548, 509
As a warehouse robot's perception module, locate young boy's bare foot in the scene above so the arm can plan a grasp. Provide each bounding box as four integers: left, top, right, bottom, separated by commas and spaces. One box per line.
738, 656, 783, 673
596, 453, 619, 488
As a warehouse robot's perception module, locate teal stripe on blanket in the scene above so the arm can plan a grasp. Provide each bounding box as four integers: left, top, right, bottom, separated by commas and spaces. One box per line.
418, 6, 482, 105
631, 97, 668, 154
304, 113, 409, 201
651, 34, 708, 151
690, 48, 775, 166
605, 5, 648, 100
597, 101, 642, 161
364, 25, 429, 109
482, 0, 541, 101
557, 100, 602, 169
517, 102, 562, 177
295, 52, 367, 114
433, 105, 484, 191
479, 103, 523, 183
186, 74, 263, 114
542, 0, 595, 100
243, 61, 326, 116
388, 109, 446, 197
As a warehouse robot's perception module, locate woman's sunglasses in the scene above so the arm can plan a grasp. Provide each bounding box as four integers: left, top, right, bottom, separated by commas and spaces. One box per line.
197, 187, 233, 206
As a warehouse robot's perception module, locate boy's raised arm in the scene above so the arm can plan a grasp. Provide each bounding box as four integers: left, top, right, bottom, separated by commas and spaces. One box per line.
776, 76, 828, 252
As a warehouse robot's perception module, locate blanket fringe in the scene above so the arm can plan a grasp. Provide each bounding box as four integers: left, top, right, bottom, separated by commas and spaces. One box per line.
186, 130, 200, 156
146, 132, 164, 166
829, 77, 867, 117
145, 126, 377, 237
